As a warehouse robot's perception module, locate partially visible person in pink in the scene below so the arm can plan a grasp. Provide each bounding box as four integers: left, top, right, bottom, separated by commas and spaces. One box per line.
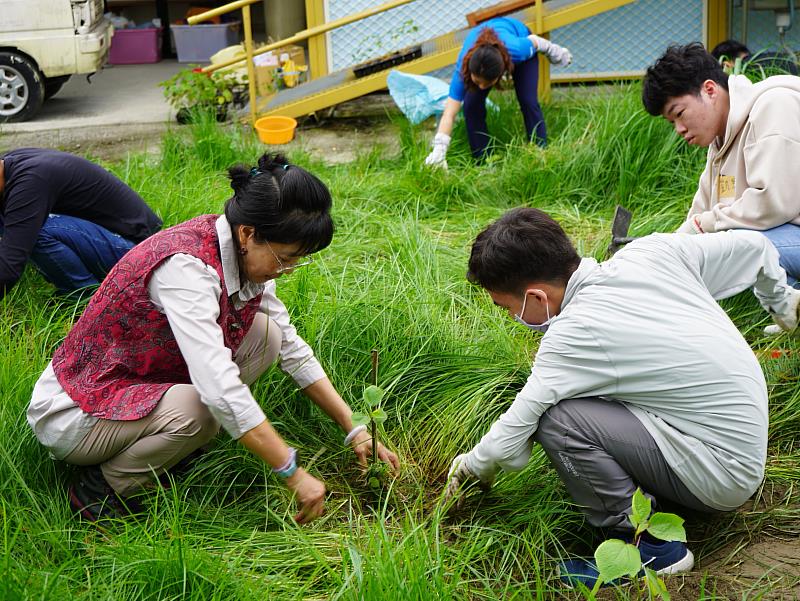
27, 153, 399, 523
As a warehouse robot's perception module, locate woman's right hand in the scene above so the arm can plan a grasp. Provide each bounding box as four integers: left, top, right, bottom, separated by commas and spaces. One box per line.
285, 468, 326, 524
424, 133, 451, 169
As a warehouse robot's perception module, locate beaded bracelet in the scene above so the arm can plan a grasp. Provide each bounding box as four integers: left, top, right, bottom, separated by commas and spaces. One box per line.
272, 447, 298, 479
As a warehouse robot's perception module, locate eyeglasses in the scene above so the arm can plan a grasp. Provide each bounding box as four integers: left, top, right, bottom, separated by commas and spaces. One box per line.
265, 241, 314, 274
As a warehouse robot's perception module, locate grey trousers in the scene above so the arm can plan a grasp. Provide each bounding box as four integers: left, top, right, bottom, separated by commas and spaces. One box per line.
65, 312, 281, 496
533, 397, 716, 532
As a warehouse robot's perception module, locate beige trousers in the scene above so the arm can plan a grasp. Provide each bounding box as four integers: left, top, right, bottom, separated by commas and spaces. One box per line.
64, 313, 281, 496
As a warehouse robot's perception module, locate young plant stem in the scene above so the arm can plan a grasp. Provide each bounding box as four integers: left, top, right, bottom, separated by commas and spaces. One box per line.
371, 349, 379, 467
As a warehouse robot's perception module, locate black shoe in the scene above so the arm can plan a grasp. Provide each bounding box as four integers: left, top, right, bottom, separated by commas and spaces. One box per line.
68, 466, 139, 522
157, 448, 206, 489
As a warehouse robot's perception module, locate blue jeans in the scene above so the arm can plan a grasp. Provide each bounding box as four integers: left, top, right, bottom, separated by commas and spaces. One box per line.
29, 214, 136, 293
462, 56, 546, 160
760, 223, 800, 286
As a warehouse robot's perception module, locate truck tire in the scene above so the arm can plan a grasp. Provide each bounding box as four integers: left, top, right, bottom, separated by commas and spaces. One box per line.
44, 75, 71, 100
0, 51, 45, 123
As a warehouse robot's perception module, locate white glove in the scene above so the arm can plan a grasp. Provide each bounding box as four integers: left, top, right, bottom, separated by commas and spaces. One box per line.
424, 132, 451, 170
442, 453, 493, 511
529, 34, 572, 67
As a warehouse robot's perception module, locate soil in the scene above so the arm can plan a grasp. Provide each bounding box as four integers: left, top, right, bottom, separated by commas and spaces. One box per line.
290, 116, 403, 164
0, 115, 404, 166
0, 123, 167, 163
594, 483, 800, 600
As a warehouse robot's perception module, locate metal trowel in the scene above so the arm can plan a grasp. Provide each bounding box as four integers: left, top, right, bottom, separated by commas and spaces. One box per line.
605, 205, 638, 258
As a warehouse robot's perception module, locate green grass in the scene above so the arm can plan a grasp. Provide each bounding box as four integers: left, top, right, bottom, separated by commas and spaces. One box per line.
1, 84, 799, 599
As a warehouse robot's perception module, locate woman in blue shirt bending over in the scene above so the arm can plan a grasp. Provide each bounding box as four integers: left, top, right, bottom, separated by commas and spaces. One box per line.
424, 17, 571, 168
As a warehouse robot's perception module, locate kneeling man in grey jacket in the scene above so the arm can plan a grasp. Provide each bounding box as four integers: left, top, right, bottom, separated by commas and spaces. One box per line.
444, 207, 800, 587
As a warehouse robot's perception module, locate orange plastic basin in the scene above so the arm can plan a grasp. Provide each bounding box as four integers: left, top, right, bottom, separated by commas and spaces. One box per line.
254, 116, 297, 145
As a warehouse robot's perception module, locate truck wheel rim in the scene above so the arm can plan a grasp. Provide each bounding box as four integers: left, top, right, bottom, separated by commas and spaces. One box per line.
0, 65, 28, 116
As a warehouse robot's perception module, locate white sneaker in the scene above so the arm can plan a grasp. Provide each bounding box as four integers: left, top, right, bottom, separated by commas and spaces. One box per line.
764, 288, 800, 335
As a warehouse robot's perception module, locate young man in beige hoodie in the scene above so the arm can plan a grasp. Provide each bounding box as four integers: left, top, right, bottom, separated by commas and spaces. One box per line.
642, 43, 800, 284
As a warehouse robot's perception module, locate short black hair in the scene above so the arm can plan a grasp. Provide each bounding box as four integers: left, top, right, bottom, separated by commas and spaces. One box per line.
710, 39, 750, 61
642, 43, 729, 116
224, 153, 334, 255
467, 207, 581, 295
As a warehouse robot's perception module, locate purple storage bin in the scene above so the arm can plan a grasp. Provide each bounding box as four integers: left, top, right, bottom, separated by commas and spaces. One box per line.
109, 28, 163, 65
170, 22, 241, 63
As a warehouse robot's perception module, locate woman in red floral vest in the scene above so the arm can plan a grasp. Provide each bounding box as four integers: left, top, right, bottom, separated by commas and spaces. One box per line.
27, 153, 399, 523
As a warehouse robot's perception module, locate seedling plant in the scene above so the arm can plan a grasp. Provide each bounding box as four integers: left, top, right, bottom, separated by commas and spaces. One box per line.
351, 350, 390, 489
591, 488, 686, 598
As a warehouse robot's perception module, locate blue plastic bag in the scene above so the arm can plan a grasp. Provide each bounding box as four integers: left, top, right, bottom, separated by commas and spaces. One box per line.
387, 70, 450, 125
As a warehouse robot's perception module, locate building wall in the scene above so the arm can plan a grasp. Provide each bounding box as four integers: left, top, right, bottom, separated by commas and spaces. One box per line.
730, 3, 800, 53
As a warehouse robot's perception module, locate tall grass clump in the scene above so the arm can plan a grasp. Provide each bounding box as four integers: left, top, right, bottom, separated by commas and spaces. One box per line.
1, 82, 798, 599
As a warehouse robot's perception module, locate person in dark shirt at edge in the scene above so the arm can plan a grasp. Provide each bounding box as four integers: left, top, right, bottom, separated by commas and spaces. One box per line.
0, 148, 162, 298
711, 39, 799, 75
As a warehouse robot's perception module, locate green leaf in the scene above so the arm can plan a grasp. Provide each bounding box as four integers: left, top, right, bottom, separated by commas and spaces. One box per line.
368, 476, 380, 489
644, 567, 671, 600
351, 413, 369, 428
370, 408, 388, 424
594, 539, 642, 582
631, 488, 652, 532
363, 385, 384, 407
646, 512, 686, 543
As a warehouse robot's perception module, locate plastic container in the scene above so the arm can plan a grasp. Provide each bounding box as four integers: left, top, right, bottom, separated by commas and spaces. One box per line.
255, 116, 297, 144
353, 45, 422, 78
171, 22, 241, 63
108, 28, 163, 65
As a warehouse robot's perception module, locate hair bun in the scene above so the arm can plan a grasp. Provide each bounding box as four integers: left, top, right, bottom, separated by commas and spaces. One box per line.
258, 152, 291, 173
228, 164, 251, 194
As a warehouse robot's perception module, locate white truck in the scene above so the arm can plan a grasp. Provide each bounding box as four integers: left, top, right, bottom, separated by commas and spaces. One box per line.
0, 0, 113, 122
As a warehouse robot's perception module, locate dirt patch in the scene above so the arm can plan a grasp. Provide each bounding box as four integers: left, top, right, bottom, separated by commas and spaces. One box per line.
0, 122, 166, 163
0, 116, 405, 166
698, 536, 800, 599
676, 483, 800, 600
277, 116, 405, 165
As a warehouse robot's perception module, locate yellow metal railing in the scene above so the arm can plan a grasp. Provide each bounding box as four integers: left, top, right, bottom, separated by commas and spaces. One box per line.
188, 0, 416, 127
304, 0, 328, 79
189, 0, 639, 125
199, 0, 416, 74
187, 0, 261, 127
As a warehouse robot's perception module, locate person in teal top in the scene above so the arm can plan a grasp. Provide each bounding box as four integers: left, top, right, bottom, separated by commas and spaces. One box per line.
424, 17, 572, 167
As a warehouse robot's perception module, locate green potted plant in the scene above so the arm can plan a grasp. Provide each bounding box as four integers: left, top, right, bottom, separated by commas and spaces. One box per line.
160, 67, 242, 124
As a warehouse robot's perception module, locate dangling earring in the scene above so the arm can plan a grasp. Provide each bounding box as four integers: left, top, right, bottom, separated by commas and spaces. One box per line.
238, 246, 248, 256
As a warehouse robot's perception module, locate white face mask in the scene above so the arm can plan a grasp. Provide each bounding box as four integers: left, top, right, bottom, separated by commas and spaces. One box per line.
514, 290, 552, 333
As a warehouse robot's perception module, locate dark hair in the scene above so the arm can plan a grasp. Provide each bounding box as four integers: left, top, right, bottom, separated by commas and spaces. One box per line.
467, 207, 580, 294
642, 43, 729, 116
461, 27, 513, 92
710, 39, 750, 61
224, 153, 334, 255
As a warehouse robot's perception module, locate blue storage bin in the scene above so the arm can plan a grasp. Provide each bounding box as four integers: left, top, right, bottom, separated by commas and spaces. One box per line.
170, 22, 241, 63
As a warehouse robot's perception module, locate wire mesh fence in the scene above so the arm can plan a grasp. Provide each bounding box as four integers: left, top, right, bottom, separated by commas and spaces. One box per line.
323, 0, 705, 79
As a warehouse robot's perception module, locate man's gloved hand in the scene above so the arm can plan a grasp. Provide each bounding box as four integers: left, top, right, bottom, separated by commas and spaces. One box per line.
424, 132, 451, 170
442, 453, 493, 511
529, 34, 573, 67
